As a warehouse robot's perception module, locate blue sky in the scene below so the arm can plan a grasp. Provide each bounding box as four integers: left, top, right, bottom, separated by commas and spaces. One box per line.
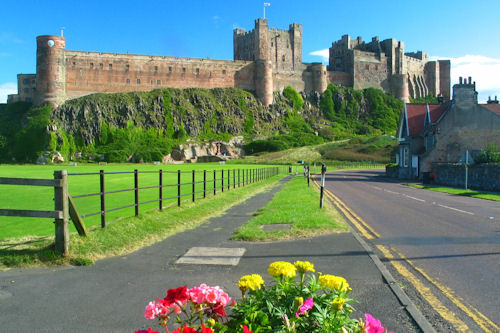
1, 0, 499, 103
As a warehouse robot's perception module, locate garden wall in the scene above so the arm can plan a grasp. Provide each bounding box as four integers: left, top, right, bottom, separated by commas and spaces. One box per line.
433, 163, 500, 192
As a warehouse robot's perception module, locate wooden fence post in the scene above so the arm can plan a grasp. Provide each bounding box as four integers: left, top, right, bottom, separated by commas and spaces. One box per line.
233, 169, 236, 189
54, 170, 69, 256
213, 170, 216, 195
134, 169, 139, 216
227, 169, 230, 191
99, 169, 106, 228
221, 169, 224, 192
159, 170, 163, 210
238, 169, 240, 187
177, 170, 181, 207
192, 170, 195, 202
203, 170, 206, 198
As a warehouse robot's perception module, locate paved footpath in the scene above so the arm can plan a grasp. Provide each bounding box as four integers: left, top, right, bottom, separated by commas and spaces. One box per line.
0, 176, 420, 332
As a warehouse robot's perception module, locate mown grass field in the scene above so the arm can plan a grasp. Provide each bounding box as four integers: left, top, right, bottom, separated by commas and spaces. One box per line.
1, 173, 285, 268
0, 163, 285, 239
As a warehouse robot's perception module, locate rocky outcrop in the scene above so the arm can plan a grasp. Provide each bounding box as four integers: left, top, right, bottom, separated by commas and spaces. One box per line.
166, 136, 244, 163
51, 88, 323, 146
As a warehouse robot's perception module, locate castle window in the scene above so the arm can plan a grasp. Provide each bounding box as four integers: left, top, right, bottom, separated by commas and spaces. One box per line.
23, 79, 30, 84
168, 66, 172, 73
25, 98, 32, 102
282, 55, 285, 62
365, 64, 369, 70
182, 68, 186, 73
157, 80, 161, 85
109, 64, 113, 70
196, 68, 200, 76
287, 42, 289, 48
24, 88, 29, 93
375, 65, 378, 71
99, 63, 103, 69
137, 78, 141, 84
271, 42, 273, 47
222, 70, 226, 76
31, 79, 35, 84
154, 65, 158, 72
126, 78, 130, 84
125, 64, 129, 72
90, 63, 94, 69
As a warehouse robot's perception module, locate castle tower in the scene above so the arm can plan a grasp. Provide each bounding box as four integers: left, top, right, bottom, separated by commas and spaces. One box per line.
254, 18, 271, 61
391, 74, 409, 103
255, 59, 273, 106
35, 35, 66, 107
310, 63, 327, 94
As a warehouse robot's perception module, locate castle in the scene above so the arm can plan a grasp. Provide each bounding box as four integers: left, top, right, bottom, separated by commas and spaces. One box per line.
8, 18, 450, 107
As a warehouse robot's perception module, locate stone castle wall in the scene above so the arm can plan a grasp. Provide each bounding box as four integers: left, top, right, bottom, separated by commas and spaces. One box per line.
9, 18, 449, 107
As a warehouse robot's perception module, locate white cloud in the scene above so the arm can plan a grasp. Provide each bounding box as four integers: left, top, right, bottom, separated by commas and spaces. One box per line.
0, 82, 17, 103
446, 54, 500, 102
309, 49, 329, 63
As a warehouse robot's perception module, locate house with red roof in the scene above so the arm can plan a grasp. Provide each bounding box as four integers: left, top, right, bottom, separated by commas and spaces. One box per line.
396, 77, 500, 179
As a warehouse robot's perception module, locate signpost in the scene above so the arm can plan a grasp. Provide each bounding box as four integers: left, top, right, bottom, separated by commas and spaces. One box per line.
459, 150, 474, 190
320, 164, 326, 208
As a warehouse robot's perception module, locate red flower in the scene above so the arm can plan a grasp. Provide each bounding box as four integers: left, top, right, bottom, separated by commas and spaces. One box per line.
242, 325, 252, 333
164, 286, 189, 305
172, 326, 198, 333
212, 303, 225, 317
135, 328, 160, 333
200, 324, 213, 333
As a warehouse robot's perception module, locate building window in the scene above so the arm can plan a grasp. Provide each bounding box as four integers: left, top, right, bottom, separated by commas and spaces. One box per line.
222, 70, 226, 76
24, 88, 29, 93
99, 63, 103, 69
154, 65, 158, 72
126, 78, 130, 85
403, 147, 409, 167
125, 64, 129, 72
157, 80, 161, 85
196, 68, 200, 76
31, 79, 35, 84
25, 98, 32, 102
282, 55, 285, 62
90, 63, 94, 69
23, 79, 30, 84
109, 64, 113, 70
137, 78, 141, 84
168, 66, 172, 73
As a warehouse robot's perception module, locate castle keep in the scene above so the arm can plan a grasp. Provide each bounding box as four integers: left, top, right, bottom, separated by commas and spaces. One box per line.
8, 18, 450, 107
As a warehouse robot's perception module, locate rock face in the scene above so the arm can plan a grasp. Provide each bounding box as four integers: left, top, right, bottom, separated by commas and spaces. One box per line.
50, 88, 324, 145
166, 136, 243, 163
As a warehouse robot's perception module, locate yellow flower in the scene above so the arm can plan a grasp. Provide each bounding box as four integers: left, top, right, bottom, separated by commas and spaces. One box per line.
294, 261, 315, 274
332, 297, 345, 310
318, 274, 350, 292
294, 296, 304, 308
206, 318, 216, 327
268, 261, 297, 278
238, 274, 265, 293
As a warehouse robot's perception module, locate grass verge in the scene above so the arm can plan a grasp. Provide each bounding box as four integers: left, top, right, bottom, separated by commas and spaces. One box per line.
408, 184, 500, 202
231, 175, 348, 241
0, 175, 285, 269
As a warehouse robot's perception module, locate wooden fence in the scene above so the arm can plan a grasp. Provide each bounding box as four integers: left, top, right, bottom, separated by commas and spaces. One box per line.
0, 171, 70, 255
69, 166, 280, 228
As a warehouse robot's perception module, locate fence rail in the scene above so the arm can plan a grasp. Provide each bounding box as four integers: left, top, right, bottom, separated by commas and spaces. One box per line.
0, 171, 70, 255
68, 166, 279, 229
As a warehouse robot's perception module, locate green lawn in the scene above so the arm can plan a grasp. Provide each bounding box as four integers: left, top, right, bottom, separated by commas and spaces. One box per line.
409, 184, 500, 202
0, 174, 285, 268
232, 175, 348, 241
0, 163, 286, 239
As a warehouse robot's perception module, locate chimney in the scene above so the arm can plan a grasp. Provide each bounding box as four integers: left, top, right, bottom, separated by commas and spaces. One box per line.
452, 76, 478, 107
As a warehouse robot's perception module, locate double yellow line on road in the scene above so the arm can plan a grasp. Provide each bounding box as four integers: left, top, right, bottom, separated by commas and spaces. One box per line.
313, 178, 499, 332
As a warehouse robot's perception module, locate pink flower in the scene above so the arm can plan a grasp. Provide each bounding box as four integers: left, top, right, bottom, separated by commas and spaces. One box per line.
135, 328, 160, 333
295, 297, 314, 318
365, 313, 391, 333
205, 288, 218, 304
144, 301, 158, 320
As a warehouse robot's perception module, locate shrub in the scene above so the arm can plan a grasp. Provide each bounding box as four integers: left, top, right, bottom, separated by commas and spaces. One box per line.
475, 144, 500, 164
283, 86, 304, 111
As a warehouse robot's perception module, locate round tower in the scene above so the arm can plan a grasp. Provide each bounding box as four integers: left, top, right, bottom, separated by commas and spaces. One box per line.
255, 59, 273, 106
35, 35, 66, 107
391, 74, 409, 103
311, 63, 327, 94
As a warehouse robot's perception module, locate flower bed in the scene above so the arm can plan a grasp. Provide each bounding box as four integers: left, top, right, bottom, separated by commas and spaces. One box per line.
136, 261, 393, 333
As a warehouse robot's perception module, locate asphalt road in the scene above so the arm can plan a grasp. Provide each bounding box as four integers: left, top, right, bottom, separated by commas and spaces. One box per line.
324, 169, 500, 332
